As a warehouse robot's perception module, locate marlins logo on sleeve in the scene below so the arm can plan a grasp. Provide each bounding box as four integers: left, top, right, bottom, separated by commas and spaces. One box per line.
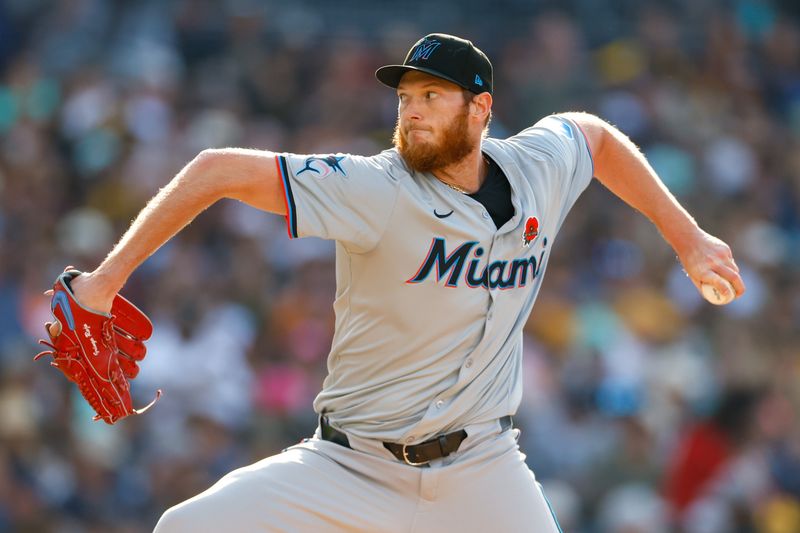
275, 151, 400, 252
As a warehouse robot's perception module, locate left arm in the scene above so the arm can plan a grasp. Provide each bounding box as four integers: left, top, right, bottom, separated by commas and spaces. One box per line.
562, 112, 745, 300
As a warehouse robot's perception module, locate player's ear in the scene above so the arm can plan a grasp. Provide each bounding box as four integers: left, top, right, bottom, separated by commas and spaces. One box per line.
470, 93, 492, 123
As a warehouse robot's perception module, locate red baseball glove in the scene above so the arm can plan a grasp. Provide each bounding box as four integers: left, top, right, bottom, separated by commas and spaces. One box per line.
35, 268, 161, 424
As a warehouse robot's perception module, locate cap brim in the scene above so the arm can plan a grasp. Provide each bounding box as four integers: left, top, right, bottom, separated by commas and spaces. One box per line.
375, 65, 469, 91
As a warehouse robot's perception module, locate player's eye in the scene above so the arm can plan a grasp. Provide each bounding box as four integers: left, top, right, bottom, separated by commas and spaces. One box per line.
426, 91, 437, 100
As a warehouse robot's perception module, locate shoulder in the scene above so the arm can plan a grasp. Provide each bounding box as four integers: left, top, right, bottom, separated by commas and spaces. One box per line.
490, 115, 585, 158
282, 149, 409, 183
511, 115, 579, 144
336, 149, 410, 183
366, 149, 412, 181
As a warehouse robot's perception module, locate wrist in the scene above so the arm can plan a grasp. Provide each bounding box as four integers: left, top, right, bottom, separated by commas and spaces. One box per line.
659, 216, 702, 258
69, 270, 115, 314
88, 264, 128, 298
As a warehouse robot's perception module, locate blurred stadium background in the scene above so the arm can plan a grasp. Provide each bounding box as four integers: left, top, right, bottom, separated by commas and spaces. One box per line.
1, 0, 799, 531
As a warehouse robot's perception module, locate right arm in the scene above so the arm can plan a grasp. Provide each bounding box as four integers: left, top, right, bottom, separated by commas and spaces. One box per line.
564, 113, 745, 299
70, 149, 286, 313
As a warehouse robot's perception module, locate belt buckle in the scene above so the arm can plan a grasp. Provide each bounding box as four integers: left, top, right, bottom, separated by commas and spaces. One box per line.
401, 444, 429, 466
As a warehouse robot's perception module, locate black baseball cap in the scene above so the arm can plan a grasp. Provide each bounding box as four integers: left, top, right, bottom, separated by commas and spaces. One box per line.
376, 33, 493, 95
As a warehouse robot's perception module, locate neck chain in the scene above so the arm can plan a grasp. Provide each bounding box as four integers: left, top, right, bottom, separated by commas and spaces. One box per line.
443, 181, 469, 194
439, 156, 490, 194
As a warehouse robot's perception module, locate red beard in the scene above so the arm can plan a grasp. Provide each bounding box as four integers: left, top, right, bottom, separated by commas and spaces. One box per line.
393, 106, 475, 173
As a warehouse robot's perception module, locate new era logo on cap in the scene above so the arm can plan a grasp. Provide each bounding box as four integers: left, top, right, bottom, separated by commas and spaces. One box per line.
375, 33, 493, 95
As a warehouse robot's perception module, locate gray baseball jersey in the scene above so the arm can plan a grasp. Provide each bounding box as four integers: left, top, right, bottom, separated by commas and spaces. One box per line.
276, 114, 593, 445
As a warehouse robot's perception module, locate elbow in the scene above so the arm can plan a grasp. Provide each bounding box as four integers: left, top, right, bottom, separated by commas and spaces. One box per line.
186, 148, 282, 212
191, 149, 225, 178
183, 149, 229, 202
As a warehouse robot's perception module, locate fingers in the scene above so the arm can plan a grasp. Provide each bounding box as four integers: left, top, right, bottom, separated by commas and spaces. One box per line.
708, 264, 746, 298
47, 320, 62, 339
681, 233, 746, 301
700, 272, 736, 303
729, 256, 740, 274
693, 264, 745, 304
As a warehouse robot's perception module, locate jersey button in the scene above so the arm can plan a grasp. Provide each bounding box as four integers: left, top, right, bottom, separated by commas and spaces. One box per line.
435, 400, 444, 408
482, 211, 490, 219
405, 436, 415, 444
465, 358, 474, 368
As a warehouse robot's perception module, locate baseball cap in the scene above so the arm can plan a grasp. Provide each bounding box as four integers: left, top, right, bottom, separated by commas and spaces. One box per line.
375, 33, 493, 95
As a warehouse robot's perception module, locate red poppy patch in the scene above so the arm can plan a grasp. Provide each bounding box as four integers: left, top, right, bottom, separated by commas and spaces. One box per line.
523, 216, 539, 247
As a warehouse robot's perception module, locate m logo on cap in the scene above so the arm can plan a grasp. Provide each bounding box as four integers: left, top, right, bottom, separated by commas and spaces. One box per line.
410, 39, 441, 62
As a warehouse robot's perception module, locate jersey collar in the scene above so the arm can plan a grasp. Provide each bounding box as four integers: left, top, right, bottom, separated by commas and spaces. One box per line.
481, 138, 523, 233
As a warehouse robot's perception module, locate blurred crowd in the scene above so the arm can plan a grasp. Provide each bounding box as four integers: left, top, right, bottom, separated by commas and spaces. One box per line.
0, 0, 799, 531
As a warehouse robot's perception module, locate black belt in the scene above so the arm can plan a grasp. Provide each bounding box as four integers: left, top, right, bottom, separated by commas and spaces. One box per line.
320, 415, 512, 467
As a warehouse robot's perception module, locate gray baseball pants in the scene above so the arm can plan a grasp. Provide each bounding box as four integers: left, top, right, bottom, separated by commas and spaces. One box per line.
153, 418, 562, 532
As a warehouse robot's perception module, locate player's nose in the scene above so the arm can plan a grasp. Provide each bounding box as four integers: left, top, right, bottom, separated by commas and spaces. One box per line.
399, 99, 424, 122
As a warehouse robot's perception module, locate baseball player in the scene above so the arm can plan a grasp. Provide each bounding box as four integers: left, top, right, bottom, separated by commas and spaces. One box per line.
55, 33, 745, 531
